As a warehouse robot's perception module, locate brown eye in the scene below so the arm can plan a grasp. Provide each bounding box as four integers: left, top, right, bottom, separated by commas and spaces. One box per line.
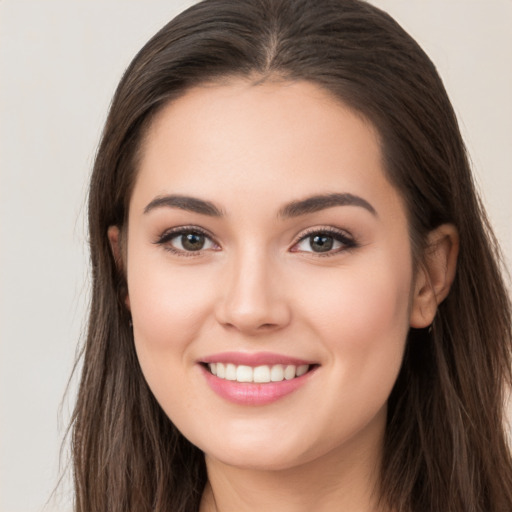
180, 232, 206, 251
292, 229, 356, 255
156, 228, 217, 255
309, 234, 334, 252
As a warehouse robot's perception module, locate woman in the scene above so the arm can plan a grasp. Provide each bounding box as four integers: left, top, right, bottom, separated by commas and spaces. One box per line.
71, 0, 512, 510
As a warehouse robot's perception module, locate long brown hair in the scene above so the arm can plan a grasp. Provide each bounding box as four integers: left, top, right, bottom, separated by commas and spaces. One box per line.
72, 1, 512, 510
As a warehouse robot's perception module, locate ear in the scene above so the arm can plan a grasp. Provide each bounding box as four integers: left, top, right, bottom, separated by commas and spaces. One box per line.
107, 225, 131, 310
410, 224, 459, 328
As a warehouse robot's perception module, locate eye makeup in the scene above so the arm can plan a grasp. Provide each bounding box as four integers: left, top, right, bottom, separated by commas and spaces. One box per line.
153, 223, 358, 258
290, 226, 358, 256
153, 225, 219, 257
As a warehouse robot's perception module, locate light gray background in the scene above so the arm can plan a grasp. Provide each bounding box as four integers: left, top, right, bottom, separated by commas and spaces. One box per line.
1, 1, 511, 511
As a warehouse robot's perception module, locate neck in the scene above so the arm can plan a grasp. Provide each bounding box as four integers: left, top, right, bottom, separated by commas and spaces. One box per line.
199, 410, 388, 512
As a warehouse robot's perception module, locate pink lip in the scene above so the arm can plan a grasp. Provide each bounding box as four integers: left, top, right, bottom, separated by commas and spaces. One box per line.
199, 356, 318, 406
199, 351, 313, 367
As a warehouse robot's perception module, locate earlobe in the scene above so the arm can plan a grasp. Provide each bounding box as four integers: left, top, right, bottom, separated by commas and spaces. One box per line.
107, 225, 131, 310
409, 224, 459, 328
108, 225, 122, 267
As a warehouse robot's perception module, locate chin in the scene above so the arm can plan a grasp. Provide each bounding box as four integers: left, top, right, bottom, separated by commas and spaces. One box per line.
193, 424, 330, 473
205, 445, 310, 472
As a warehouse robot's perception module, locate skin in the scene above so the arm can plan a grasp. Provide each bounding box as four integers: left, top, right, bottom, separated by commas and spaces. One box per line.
109, 79, 458, 512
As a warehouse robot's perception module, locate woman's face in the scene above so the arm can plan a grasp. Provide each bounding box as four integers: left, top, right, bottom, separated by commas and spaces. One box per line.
120, 79, 418, 471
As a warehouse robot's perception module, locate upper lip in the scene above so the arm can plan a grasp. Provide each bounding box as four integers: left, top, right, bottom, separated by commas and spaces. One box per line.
199, 351, 316, 367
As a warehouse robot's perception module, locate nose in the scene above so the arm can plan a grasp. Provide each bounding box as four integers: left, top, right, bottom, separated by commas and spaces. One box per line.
214, 248, 291, 335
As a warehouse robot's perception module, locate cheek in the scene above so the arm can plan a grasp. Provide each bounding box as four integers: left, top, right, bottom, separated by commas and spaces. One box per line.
126, 260, 217, 417
126, 257, 216, 357
296, 252, 413, 401
303, 260, 412, 342
293, 257, 412, 441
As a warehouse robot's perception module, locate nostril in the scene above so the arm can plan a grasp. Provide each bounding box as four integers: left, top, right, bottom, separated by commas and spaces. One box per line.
220, 321, 280, 332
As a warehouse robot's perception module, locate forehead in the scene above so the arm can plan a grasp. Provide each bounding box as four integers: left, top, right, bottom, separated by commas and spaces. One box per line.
132, 79, 403, 220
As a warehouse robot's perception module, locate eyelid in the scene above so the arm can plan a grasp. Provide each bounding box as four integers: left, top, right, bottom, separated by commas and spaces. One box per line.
290, 226, 357, 255
154, 224, 357, 257
154, 225, 220, 256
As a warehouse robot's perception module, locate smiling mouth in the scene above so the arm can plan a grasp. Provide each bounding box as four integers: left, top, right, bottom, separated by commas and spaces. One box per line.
203, 363, 315, 383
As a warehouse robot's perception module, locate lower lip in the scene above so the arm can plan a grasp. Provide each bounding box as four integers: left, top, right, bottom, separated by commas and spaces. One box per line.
201, 365, 315, 405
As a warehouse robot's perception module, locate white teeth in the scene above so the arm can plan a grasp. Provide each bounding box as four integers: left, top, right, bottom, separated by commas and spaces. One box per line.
296, 364, 309, 377
236, 365, 253, 382
226, 363, 237, 380
253, 365, 271, 383
270, 364, 284, 382
216, 363, 226, 378
207, 363, 310, 383
284, 365, 296, 380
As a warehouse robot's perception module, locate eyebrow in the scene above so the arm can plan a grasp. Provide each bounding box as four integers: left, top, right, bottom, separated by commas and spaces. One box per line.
144, 195, 224, 216
143, 192, 376, 218
278, 193, 377, 219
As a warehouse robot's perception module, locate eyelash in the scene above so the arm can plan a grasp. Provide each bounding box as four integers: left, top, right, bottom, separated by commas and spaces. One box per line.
154, 225, 357, 257
154, 225, 218, 257
290, 227, 358, 257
